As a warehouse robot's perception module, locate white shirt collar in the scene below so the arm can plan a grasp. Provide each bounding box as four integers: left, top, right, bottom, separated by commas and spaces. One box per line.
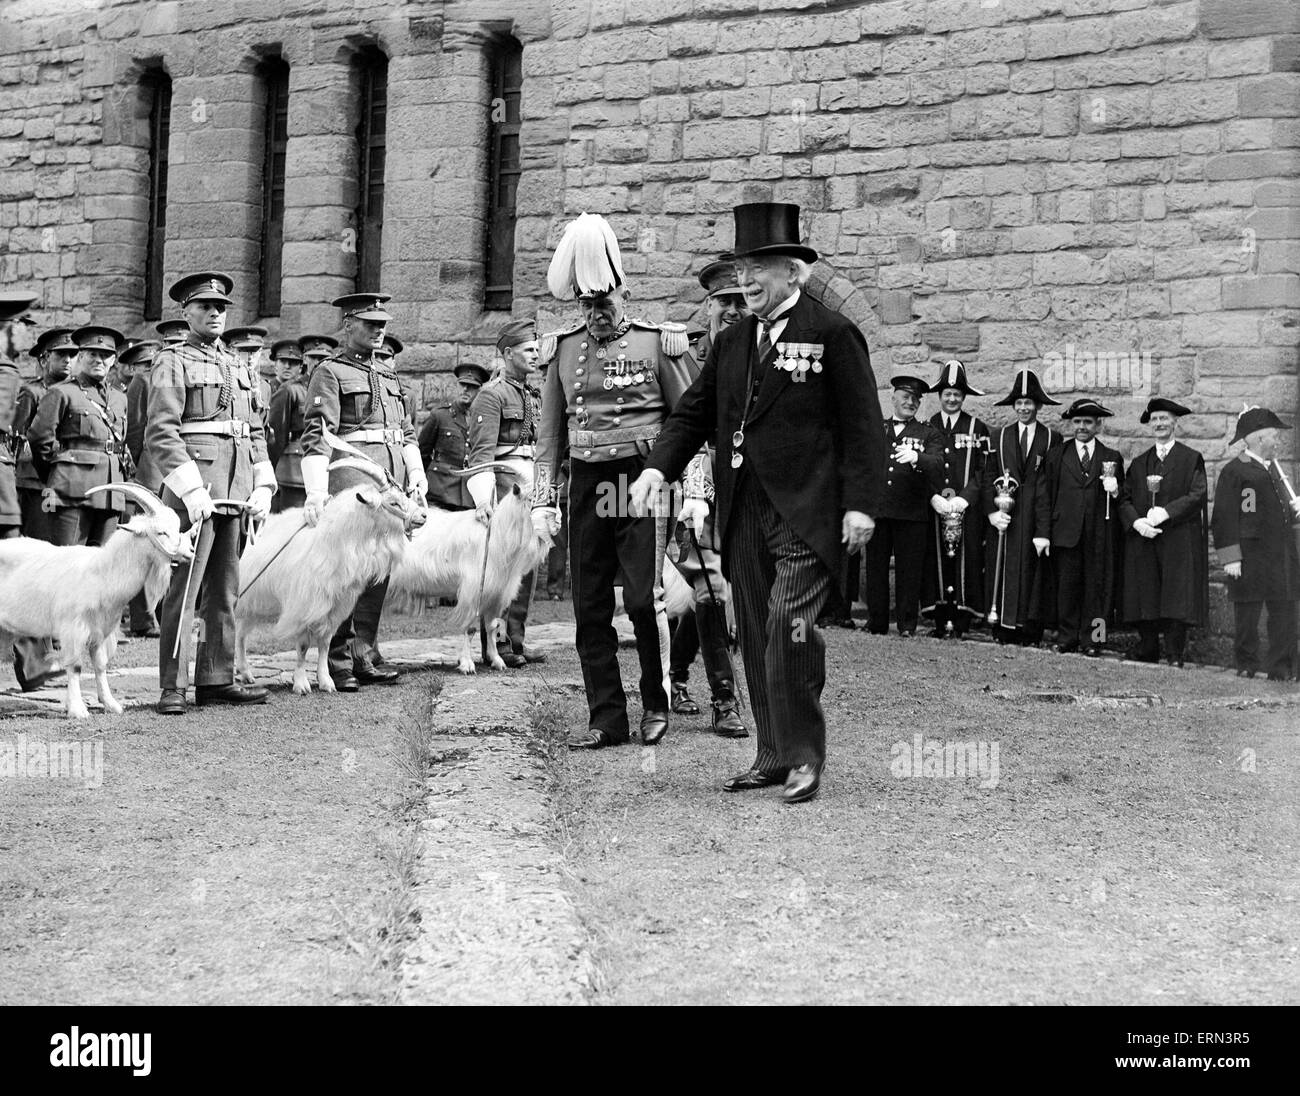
1156, 441, 1173, 459
1244, 448, 1269, 467
756, 290, 800, 344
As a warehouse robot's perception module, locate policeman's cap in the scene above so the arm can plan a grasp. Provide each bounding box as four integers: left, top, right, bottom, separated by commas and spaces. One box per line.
169, 271, 234, 306
333, 292, 393, 322
1139, 398, 1191, 424
72, 325, 125, 354
119, 340, 161, 366
890, 375, 928, 398
32, 328, 78, 357
224, 325, 268, 351
1061, 398, 1113, 420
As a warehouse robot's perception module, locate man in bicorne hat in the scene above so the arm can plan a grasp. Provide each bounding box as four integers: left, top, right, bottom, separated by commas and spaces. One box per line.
300, 292, 428, 692
1036, 398, 1124, 656
420, 362, 488, 511
920, 359, 990, 639
1119, 398, 1208, 666
631, 202, 885, 804
533, 213, 697, 750
1211, 406, 1300, 680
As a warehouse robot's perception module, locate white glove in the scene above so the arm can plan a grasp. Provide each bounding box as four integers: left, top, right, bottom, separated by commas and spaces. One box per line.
1147, 506, 1170, 526
679, 498, 709, 535
842, 510, 874, 552
1224, 561, 1242, 579
183, 485, 215, 523
466, 470, 496, 513
532, 507, 561, 538
628, 468, 666, 518
930, 494, 952, 516
988, 511, 1011, 532
950, 496, 969, 514
1133, 518, 1161, 539
304, 492, 328, 527
893, 445, 918, 466
1033, 537, 1051, 557
401, 443, 427, 499
1291, 497, 1300, 518
1102, 476, 1119, 496
247, 486, 273, 520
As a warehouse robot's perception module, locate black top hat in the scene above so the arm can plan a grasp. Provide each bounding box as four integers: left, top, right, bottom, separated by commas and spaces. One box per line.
32, 328, 78, 357
698, 256, 745, 298
224, 326, 268, 350
155, 319, 190, 343
994, 369, 1060, 407
72, 325, 125, 354
731, 203, 818, 265
1061, 397, 1113, 420
929, 359, 984, 397
0, 291, 38, 323
270, 339, 303, 360
298, 334, 339, 357
119, 340, 161, 366
1139, 397, 1191, 424
169, 272, 234, 305
495, 319, 536, 352
1232, 406, 1289, 444
454, 363, 490, 387
890, 375, 928, 398
333, 292, 393, 322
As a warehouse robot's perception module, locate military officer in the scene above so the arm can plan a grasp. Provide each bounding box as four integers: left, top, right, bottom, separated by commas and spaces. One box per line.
146, 271, 276, 714
533, 213, 697, 749
225, 326, 274, 431
118, 339, 164, 637
27, 325, 130, 547
920, 360, 991, 638
299, 334, 338, 374
266, 340, 308, 512
864, 375, 945, 636
15, 328, 77, 540
419, 362, 487, 511
300, 292, 427, 691
156, 319, 189, 347
467, 319, 547, 667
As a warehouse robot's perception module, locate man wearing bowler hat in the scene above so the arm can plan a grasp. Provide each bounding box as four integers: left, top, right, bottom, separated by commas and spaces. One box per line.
420, 362, 488, 511
147, 271, 276, 714
1212, 406, 1300, 680
630, 202, 885, 804
920, 359, 991, 639
983, 369, 1063, 646
300, 292, 428, 691
1036, 397, 1124, 656
1120, 398, 1208, 667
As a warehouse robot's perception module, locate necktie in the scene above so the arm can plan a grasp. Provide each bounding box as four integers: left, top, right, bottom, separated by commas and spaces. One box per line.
1018, 427, 1028, 458
757, 317, 774, 361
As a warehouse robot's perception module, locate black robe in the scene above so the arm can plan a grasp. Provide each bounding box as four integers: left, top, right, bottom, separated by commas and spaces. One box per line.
921, 410, 989, 622
1211, 454, 1300, 603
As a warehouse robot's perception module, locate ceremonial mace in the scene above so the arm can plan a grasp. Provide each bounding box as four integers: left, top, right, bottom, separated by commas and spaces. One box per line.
1101, 460, 1117, 520
985, 472, 1018, 626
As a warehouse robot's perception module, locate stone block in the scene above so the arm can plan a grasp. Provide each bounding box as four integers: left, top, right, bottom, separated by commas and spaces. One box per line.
1222, 274, 1300, 309
1027, 19, 1112, 61
1239, 74, 1300, 116
1199, 0, 1300, 39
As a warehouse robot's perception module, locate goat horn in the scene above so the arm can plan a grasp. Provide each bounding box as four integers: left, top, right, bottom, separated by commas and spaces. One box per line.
328, 457, 388, 487
86, 482, 167, 518
448, 461, 520, 477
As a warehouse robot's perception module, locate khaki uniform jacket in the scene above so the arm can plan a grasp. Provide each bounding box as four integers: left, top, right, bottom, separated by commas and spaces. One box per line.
419, 403, 472, 509
468, 374, 540, 499
0, 362, 22, 525
28, 377, 130, 510
14, 376, 52, 491
143, 332, 272, 509
267, 378, 308, 489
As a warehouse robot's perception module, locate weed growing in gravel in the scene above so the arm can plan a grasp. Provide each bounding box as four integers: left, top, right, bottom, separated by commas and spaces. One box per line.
526, 681, 580, 859
391, 679, 444, 816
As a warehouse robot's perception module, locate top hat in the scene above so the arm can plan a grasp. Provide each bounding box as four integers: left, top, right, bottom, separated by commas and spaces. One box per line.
1139, 397, 1191, 425
994, 369, 1060, 407
72, 325, 125, 354
731, 203, 818, 265
1061, 397, 1113, 420
155, 319, 190, 344
119, 340, 161, 367
224, 326, 268, 351
929, 359, 984, 397
890, 375, 928, 398
32, 328, 78, 358
0, 291, 38, 323
454, 362, 490, 387
698, 257, 745, 299
1232, 405, 1289, 444
270, 339, 303, 361
169, 272, 234, 305
333, 292, 393, 322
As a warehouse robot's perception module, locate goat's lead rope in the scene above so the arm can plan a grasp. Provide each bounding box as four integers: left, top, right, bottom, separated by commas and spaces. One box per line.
237, 516, 310, 598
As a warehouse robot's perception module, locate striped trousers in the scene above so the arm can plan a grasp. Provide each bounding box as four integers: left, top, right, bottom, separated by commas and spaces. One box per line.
729, 473, 835, 773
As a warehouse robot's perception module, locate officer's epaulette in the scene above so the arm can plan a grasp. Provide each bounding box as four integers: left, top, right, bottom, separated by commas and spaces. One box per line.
630, 318, 689, 358
539, 320, 585, 365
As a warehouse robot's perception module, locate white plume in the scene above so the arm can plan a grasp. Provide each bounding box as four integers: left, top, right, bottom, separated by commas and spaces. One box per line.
547, 213, 626, 300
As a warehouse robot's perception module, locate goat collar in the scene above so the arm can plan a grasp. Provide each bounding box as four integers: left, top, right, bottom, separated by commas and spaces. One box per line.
121, 521, 186, 560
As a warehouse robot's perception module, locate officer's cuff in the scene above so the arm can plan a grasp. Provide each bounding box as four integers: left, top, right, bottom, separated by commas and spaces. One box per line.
1217, 544, 1242, 565
467, 471, 495, 509
401, 443, 423, 477
252, 460, 277, 492
162, 459, 204, 499
302, 453, 330, 497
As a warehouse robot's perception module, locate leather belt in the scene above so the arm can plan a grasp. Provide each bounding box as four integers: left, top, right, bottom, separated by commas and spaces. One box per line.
495, 444, 535, 459
339, 427, 404, 445
58, 444, 120, 458
180, 420, 251, 438
570, 423, 660, 449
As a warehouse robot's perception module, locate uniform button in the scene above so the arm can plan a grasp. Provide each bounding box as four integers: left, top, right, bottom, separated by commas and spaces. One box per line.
578, 356, 586, 363
583, 449, 591, 457
619, 341, 628, 348
581, 342, 588, 350
576, 368, 584, 375
609, 447, 618, 455
573, 383, 582, 390
616, 397, 624, 405
576, 396, 584, 404
612, 417, 621, 426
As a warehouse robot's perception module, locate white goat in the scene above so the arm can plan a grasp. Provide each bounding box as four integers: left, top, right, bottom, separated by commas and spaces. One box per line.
388, 482, 548, 674
234, 459, 426, 695
0, 484, 193, 719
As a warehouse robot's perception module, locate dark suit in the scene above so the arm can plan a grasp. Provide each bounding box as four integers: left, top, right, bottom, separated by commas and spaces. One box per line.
1038, 440, 1124, 650
921, 411, 990, 635
648, 291, 886, 773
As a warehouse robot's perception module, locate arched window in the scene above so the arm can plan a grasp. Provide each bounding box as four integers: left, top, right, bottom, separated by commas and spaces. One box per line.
258, 57, 289, 316
142, 69, 172, 321
484, 37, 522, 311
355, 48, 388, 290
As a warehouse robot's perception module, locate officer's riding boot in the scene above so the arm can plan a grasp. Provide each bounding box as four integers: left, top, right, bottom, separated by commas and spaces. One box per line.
695, 602, 747, 737
352, 578, 398, 684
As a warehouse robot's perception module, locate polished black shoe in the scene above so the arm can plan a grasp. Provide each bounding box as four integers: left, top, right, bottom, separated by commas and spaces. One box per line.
640, 710, 669, 745
331, 674, 360, 692
566, 727, 621, 750
156, 689, 187, 715
354, 656, 399, 685
498, 650, 527, 669
194, 683, 269, 706
131, 626, 161, 638
670, 682, 699, 715
898, 629, 915, 638
1055, 641, 1080, 655
1235, 669, 1257, 679
520, 647, 548, 664
711, 694, 748, 738
782, 763, 823, 805
722, 767, 785, 793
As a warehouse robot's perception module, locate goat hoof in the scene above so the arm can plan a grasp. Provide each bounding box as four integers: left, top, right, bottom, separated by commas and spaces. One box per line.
489, 656, 507, 672
68, 706, 90, 720
101, 698, 123, 715
315, 676, 334, 694
457, 660, 476, 675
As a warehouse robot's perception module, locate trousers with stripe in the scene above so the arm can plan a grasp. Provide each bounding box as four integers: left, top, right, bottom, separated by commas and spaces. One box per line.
729, 472, 834, 773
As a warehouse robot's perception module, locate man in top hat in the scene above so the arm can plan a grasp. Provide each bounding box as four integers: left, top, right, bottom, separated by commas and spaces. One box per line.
1036, 398, 1124, 655
630, 202, 885, 804
465, 320, 547, 668
864, 375, 945, 637
300, 292, 427, 691
0, 292, 39, 541
15, 328, 77, 541
982, 369, 1063, 645
1211, 406, 1300, 680
920, 360, 991, 638
264, 341, 308, 513
146, 271, 276, 714
1119, 399, 1208, 667
420, 362, 488, 511
532, 213, 697, 750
